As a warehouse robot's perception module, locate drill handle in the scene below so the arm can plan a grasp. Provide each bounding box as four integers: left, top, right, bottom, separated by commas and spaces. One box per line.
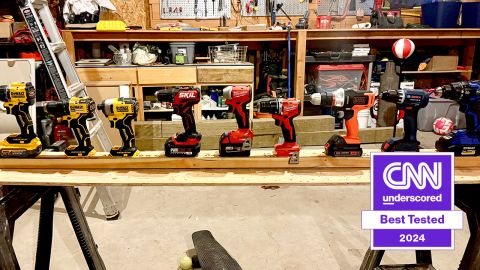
403, 107, 419, 142
274, 115, 296, 143
12, 103, 36, 139
69, 115, 92, 148
177, 106, 197, 135
116, 115, 136, 148
344, 110, 360, 143
232, 102, 250, 129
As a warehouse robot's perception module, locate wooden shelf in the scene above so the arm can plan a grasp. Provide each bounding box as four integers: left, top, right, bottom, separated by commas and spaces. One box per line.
306, 29, 480, 40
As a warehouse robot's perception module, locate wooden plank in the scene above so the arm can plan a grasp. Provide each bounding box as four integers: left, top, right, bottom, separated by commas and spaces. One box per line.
77, 68, 138, 83
1, 149, 476, 171
137, 66, 196, 85
295, 30, 307, 116
197, 66, 254, 84
1, 167, 479, 186
462, 39, 476, 80
62, 31, 76, 62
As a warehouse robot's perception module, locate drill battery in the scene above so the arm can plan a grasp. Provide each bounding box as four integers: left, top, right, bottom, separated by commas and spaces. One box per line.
325, 135, 362, 157
0, 82, 42, 158
165, 134, 202, 157
219, 129, 253, 157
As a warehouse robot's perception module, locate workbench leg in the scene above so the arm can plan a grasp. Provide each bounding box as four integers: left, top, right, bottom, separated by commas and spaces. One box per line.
96, 187, 119, 220
0, 204, 20, 270
60, 187, 106, 270
359, 248, 384, 270
456, 184, 480, 270
415, 250, 432, 264
35, 191, 56, 270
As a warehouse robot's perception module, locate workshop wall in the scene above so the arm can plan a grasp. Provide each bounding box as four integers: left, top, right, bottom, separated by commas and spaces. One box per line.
152, 1, 421, 29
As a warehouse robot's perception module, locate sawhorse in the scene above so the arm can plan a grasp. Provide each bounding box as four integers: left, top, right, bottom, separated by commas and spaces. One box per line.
360, 183, 480, 270
0, 185, 106, 269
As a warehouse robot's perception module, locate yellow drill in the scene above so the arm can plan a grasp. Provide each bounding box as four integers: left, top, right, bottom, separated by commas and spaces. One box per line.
0, 82, 42, 158
97, 98, 140, 157
42, 96, 96, 157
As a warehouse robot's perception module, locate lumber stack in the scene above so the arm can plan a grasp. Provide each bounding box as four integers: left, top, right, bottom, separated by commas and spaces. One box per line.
135, 115, 402, 150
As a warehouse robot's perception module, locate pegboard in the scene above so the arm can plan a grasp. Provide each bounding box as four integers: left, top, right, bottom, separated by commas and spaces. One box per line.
160, 0, 231, 19
240, 0, 309, 17
316, 0, 374, 16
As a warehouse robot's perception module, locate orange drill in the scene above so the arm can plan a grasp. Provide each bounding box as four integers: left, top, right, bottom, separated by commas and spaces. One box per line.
310, 88, 375, 157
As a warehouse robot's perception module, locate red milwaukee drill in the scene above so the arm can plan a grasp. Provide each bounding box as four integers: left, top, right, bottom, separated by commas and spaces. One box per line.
255, 97, 301, 157
155, 87, 201, 157
218, 85, 254, 157
310, 88, 375, 157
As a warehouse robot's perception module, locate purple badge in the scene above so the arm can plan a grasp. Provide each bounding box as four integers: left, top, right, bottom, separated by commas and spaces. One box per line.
362, 153, 463, 250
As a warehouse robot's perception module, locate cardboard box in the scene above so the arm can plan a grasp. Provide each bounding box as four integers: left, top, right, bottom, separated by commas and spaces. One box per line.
12, 22, 26, 34
0, 22, 12, 40
426, 56, 459, 71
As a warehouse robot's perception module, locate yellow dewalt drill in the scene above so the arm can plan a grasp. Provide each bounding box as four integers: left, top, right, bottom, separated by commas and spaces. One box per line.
97, 98, 140, 157
42, 96, 96, 157
0, 82, 42, 158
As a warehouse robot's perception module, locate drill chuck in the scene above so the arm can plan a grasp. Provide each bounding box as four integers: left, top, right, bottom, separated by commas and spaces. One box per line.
381, 89, 403, 103
310, 88, 345, 107
257, 99, 279, 114
155, 89, 175, 102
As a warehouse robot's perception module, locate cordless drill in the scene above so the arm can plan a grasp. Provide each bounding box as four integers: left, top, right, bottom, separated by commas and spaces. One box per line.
97, 98, 140, 157
42, 96, 97, 156
155, 87, 201, 157
380, 89, 429, 152
310, 88, 375, 157
255, 97, 301, 157
0, 82, 42, 158
435, 80, 480, 156
218, 85, 254, 157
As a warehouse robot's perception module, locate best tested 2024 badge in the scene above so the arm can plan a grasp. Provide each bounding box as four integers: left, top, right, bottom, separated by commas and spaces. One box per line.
362, 153, 463, 250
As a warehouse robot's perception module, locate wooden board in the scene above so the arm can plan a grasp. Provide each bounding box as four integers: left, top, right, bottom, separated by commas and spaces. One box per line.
77, 68, 138, 83
0, 163, 480, 186
197, 66, 254, 84
137, 66, 197, 85
1, 149, 479, 171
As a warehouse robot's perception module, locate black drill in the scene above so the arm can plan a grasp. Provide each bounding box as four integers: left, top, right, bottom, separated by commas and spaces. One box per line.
381, 89, 429, 152
155, 87, 202, 157
42, 97, 97, 156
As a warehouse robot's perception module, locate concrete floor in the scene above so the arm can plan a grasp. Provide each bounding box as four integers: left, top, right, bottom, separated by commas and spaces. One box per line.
12, 186, 470, 270
11, 132, 470, 270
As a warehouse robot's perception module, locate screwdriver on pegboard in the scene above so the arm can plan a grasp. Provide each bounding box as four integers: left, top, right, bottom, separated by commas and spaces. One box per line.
212, 0, 216, 15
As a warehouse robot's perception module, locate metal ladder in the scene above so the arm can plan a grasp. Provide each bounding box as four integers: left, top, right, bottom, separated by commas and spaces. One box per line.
17, 0, 119, 219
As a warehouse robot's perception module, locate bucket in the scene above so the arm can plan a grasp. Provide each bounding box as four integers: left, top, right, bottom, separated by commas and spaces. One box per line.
421, 1, 461, 28
169, 42, 195, 64
358, 109, 370, 129
462, 2, 480, 28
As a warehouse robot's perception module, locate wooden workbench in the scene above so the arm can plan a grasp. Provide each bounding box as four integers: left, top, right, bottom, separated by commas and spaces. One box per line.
2, 150, 480, 186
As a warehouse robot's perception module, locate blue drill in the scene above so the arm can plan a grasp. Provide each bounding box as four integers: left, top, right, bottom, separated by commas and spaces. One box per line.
435, 80, 480, 156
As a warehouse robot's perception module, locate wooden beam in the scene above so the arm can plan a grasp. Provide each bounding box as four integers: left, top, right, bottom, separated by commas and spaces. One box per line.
0, 149, 479, 170
295, 30, 307, 115
0, 167, 479, 186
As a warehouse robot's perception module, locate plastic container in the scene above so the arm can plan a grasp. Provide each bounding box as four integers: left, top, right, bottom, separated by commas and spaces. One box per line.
462, 2, 480, 28
358, 109, 370, 129
313, 64, 365, 92
169, 42, 195, 64
417, 97, 465, 131
421, 1, 461, 28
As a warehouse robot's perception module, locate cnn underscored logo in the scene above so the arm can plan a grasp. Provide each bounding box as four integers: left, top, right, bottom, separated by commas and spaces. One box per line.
383, 162, 442, 190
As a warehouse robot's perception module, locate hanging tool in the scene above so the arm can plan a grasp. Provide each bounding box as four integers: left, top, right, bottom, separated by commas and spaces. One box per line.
287, 22, 292, 98
194, 0, 199, 16
41, 97, 97, 157
0, 82, 42, 158
309, 88, 375, 157
155, 87, 202, 157
380, 89, 429, 152
205, 0, 208, 17
217, 85, 254, 157
254, 97, 301, 157
276, 3, 292, 21
270, 0, 277, 25
212, 0, 215, 15
97, 98, 140, 157
218, 0, 223, 13
435, 80, 480, 156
